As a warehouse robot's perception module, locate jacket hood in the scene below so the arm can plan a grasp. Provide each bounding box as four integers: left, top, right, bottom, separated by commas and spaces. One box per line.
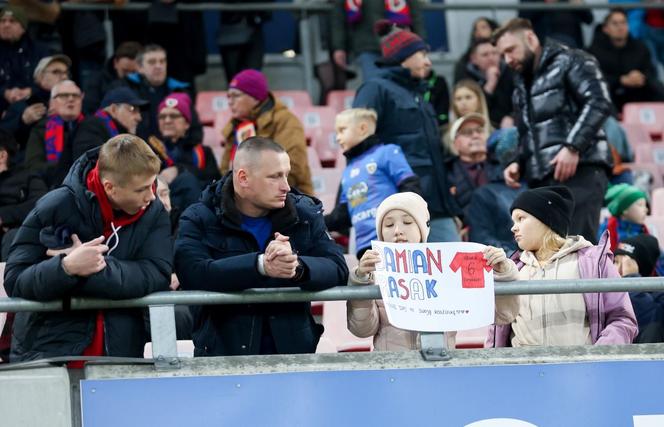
126, 72, 189, 90
519, 234, 593, 268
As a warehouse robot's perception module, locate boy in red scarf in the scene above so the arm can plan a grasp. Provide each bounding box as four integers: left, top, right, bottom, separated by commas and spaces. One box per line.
4, 134, 172, 364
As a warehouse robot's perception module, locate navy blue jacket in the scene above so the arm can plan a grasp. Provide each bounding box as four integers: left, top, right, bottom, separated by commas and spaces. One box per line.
0, 35, 49, 98
4, 148, 172, 361
353, 66, 455, 219
174, 174, 348, 356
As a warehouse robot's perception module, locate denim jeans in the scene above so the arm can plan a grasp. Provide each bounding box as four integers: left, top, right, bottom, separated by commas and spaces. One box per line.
428, 217, 460, 243
355, 51, 382, 82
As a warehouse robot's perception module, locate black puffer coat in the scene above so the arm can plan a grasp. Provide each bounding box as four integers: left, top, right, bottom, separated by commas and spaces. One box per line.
4, 148, 172, 362
511, 40, 613, 183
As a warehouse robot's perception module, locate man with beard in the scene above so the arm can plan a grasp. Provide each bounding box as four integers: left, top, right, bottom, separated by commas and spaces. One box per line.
493, 18, 613, 243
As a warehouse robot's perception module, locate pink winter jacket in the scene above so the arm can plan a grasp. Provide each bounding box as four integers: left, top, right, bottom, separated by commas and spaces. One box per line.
486, 231, 639, 347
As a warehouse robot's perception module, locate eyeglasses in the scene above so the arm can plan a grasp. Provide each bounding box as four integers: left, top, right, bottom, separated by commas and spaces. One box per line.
158, 113, 183, 121
120, 104, 139, 113
457, 126, 485, 137
45, 69, 69, 77
52, 92, 82, 100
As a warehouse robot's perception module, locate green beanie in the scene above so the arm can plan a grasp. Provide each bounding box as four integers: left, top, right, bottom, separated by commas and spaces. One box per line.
605, 183, 647, 216
0, 6, 28, 30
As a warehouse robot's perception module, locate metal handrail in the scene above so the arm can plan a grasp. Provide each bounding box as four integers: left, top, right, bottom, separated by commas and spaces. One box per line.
57, 2, 664, 12
2, 276, 664, 313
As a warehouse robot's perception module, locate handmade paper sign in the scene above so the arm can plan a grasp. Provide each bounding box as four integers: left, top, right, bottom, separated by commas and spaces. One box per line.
371, 241, 495, 332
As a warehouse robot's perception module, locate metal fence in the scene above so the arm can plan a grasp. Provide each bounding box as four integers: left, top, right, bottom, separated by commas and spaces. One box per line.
2, 276, 664, 367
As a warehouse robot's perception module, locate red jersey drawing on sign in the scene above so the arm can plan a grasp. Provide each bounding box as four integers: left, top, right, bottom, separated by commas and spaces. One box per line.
449, 252, 492, 289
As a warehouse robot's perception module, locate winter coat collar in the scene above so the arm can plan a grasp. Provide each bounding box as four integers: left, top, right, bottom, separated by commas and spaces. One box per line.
201, 173, 301, 232
344, 134, 381, 160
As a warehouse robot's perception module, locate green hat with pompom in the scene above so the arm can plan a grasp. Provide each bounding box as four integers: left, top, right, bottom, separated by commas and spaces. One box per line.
605, 183, 647, 216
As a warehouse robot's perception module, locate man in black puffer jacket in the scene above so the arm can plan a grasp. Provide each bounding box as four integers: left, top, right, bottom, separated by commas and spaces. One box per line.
4, 134, 172, 363
494, 18, 613, 243
175, 136, 348, 357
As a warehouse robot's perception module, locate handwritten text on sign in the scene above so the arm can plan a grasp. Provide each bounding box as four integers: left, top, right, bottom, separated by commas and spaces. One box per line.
372, 241, 495, 332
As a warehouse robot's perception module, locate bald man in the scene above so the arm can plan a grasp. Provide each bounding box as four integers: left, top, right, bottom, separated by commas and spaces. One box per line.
174, 136, 348, 356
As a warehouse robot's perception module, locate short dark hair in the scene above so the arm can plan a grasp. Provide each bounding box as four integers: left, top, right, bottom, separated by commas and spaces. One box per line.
470, 37, 493, 56
237, 136, 285, 157
604, 8, 627, 26
136, 44, 166, 65
0, 129, 18, 158
491, 18, 534, 45
115, 41, 143, 61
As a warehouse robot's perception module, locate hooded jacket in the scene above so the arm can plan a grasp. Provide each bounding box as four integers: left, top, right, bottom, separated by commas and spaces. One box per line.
4, 147, 172, 362
174, 174, 348, 356
511, 40, 613, 183
353, 66, 456, 219
487, 231, 638, 347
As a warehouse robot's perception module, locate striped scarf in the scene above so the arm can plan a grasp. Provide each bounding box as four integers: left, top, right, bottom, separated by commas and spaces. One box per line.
344, 0, 412, 26
44, 114, 84, 164
94, 109, 119, 137
147, 136, 207, 170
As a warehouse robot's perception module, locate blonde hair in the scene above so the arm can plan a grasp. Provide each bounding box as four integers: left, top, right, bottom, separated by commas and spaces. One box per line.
98, 134, 161, 187
335, 108, 377, 134
535, 228, 567, 264
443, 79, 493, 155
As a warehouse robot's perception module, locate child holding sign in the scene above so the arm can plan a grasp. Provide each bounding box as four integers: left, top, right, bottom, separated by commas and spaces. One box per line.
488, 186, 638, 347
347, 192, 519, 351
324, 108, 421, 258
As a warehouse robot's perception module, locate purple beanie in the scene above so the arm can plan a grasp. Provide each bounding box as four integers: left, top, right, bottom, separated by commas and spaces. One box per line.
158, 93, 192, 123
229, 69, 269, 102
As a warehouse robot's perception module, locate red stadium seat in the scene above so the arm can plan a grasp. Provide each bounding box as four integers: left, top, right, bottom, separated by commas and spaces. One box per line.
455, 326, 488, 349
319, 299, 373, 353
273, 90, 312, 110
311, 168, 342, 213
622, 123, 653, 146
634, 144, 664, 165
196, 91, 229, 126
622, 102, 664, 140
326, 90, 356, 113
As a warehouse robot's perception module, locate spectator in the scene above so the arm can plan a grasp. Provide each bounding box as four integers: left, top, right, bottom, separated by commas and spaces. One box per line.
0, 54, 70, 152
453, 16, 499, 83
83, 41, 142, 115
324, 108, 421, 258
353, 21, 458, 242
443, 79, 493, 156
455, 38, 515, 128
641, 0, 664, 68
331, 0, 425, 82
217, 0, 272, 83
445, 114, 511, 226
495, 18, 613, 244
220, 69, 313, 196
145, 0, 207, 86
0, 5, 49, 113
4, 134, 172, 363
597, 182, 664, 276
614, 234, 664, 343
118, 44, 199, 141
148, 93, 220, 210
347, 192, 519, 351
488, 186, 638, 347
0, 129, 47, 261
25, 80, 87, 188
175, 137, 348, 356
519, 0, 593, 49
588, 8, 664, 112
74, 87, 147, 168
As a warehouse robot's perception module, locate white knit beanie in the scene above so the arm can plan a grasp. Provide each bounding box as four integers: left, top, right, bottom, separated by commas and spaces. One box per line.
375, 192, 430, 242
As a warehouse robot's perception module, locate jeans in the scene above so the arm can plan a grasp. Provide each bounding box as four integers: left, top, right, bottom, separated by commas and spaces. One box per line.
428, 217, 460, 243
355, 51, 382, 82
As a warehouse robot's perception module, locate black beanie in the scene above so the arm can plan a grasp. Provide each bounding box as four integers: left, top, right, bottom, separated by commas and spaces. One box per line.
510, 186, 575, 237
614, 234, 660, 277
